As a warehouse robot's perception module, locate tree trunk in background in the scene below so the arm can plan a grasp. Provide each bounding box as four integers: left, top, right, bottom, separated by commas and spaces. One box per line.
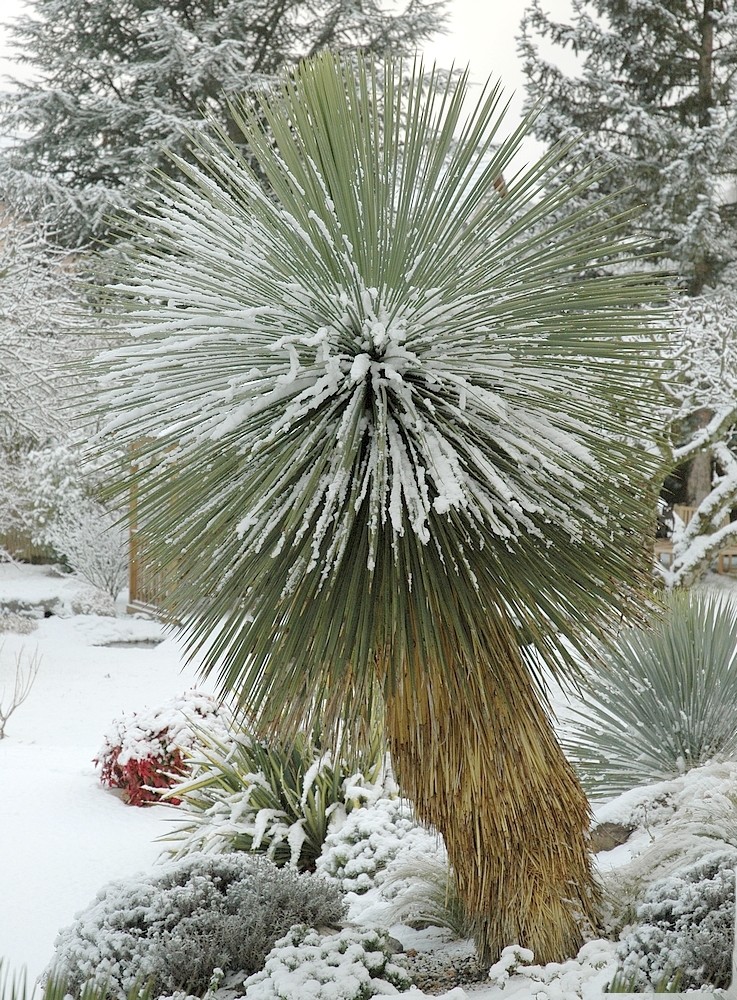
687, 452, 712, 506
689, 0, 716, 295
686, 407, 714, 506
382, 614, 600, 965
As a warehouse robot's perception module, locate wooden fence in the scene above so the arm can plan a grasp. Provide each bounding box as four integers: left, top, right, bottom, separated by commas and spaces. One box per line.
0, 527, 55, 564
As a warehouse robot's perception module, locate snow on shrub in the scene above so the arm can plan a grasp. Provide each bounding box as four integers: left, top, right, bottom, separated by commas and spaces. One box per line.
617, 849, 737, 991
69, 584, 117, 618
94, 691, 231, 806
316, 796, 438, 894
594, 759, 737, 939
164, 727, 388, 870
46, 853, 345, 1000
485, 939, 620, 998
242, 925, 411, 999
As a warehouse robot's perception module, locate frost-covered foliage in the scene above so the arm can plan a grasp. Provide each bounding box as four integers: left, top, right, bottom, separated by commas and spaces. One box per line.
242, 925, 411, 1000
617, 850, 737, 991
657, 291, 737, 585
592, 758, 737, 945
0, 214, 87, 456
47, 853, 345, 999
563, 590, 737, 798
95, 691, 231, 806
317, 797, 472, 939
10, 435, 128, 596
0, 215, 102, 544
0, 0, 447, 247
44, 496, 127, 599
69, 585, 116, 617
485, 939, 620, 997
164, 726, 388, 868
317, 796, 437, 895
520, 0, 737, 293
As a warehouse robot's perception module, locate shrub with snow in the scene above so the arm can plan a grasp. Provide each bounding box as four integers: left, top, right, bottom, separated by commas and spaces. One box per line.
95, 691, 231, 806
164, 727, 387, 869
617, 849, 737, 990
242, 925, 411, 999
316, 796, 437, 894
12, 436, 128, 598
47, 853, 345, 1000
484, 939, 620, 997
70, 585, 116, 617
44, 495, 128, 600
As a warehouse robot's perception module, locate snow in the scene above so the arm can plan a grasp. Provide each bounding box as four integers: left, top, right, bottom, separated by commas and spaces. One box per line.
0, 567, 207, 981
2, 563, 736, 999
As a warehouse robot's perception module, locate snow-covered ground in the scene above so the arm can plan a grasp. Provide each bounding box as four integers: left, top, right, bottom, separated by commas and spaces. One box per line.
0, 563, 207, 982
2, 562, 735, 999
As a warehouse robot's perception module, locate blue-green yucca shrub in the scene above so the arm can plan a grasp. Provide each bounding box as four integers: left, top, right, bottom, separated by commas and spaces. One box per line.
563, 590, 737, 799
46, 853, 345, 1000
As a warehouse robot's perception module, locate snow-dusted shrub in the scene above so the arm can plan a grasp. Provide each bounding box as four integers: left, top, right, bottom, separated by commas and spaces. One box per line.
384, 855, 474, 938
70, 585, 116, 617
164, 727, 387, 870
95, 691, 231, 806
316, 796, 437, 894
617, 849, 737, 990
485, 939, 620, 997
0, 612, 36, 634
47, 853, 345, 1000
44, 495, 127, 599
242, 925, 410, 999
563, 590, 737, 799
13, 437, 127, 598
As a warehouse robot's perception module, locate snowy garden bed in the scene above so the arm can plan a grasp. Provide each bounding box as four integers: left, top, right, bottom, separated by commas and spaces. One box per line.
3, 565, 737, 999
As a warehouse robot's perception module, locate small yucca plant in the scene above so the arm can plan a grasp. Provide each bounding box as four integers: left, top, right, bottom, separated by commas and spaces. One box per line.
0, 966, 154, 1000
605, 970, 684, 993
563, 590, 737, 799
162, 725, 387, 869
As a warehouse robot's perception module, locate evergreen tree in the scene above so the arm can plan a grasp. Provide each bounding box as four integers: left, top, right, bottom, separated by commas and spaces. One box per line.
520, 0, 737, 581
520, 0, 737, 295
0, 0, 447, 247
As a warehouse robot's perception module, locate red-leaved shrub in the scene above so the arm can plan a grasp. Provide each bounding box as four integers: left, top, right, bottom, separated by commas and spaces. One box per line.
96, 737, 187, 806
95, 690, 231, 806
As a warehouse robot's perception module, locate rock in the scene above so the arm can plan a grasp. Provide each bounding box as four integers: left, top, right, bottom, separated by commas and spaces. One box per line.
395, 947, 488, 995
591, 821, 635, 853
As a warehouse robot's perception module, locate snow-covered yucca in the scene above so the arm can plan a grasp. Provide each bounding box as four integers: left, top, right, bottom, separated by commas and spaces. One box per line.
92, 53, 669, 963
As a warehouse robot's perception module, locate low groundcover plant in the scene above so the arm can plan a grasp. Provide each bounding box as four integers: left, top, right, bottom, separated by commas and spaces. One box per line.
46, 853, 345, 1000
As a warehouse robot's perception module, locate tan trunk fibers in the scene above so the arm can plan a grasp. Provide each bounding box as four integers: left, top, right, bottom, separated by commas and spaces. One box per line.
382, 621, 600, 966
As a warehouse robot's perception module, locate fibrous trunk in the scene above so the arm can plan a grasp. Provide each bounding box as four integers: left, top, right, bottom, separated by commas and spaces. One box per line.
382, 621, 600, 965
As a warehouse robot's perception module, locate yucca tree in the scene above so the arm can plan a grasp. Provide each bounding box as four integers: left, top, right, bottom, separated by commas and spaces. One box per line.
92, 53, 668, 963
